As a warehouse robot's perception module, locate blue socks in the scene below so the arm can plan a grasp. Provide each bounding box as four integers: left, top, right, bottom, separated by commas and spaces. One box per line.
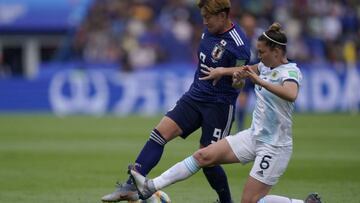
129, 129, 232, 203
203, 166, 232, 203
127, 129, 166, 184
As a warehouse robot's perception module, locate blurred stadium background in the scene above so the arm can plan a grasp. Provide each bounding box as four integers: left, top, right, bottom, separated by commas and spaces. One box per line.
0, 0, 359, 202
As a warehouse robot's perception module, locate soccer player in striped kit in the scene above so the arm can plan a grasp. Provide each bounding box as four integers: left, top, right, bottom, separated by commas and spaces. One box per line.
102, 0, 250, 202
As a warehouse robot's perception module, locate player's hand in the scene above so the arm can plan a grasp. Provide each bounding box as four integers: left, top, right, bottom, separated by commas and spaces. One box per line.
243, 66, 263, 86
232, 68, 247, 89
233, 69, 245, 80
199, 64, 224, 86
232, 66, 249, 80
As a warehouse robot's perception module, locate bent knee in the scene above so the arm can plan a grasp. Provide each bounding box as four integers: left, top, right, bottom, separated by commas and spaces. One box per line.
193, 149, 214, 167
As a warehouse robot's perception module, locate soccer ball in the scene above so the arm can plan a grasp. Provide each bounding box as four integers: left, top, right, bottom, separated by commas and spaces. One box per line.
141, 191, 171, 203
128, 190, 171, 203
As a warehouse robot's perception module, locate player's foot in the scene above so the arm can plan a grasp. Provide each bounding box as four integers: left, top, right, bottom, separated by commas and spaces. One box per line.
305, 193, 323, 203
101, 181, 139, 202
128, 165, 156, 200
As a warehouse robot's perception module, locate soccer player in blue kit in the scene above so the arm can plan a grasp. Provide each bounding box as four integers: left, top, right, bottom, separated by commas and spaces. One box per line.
129, 22, 323, 203
101, 0, 250, 202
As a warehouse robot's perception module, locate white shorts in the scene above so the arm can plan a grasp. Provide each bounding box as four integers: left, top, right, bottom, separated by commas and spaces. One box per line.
225, 129, 292, 185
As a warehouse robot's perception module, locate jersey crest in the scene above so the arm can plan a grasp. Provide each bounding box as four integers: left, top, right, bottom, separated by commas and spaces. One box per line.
211, 39, 227, 62
270, 70, 279, 81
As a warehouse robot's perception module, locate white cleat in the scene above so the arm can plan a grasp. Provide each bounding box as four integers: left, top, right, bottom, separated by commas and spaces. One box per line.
128, 167, 156, 200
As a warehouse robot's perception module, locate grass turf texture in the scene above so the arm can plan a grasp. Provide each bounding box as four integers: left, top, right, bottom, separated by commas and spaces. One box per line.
0, 113, 359, 202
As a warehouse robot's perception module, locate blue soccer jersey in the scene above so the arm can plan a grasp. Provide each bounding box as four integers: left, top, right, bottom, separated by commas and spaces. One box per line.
184, 23, 251, 105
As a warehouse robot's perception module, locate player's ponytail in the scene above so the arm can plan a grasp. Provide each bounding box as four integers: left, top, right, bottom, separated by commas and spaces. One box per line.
258, 22, 287, 52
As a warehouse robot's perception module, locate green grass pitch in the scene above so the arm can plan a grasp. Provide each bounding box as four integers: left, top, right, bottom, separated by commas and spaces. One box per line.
0, 113, 359, 202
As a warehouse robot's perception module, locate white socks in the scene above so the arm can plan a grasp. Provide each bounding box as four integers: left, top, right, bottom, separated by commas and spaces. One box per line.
151, 158, 305, 203
258, 195, 303, 203
153, 156, 200, 190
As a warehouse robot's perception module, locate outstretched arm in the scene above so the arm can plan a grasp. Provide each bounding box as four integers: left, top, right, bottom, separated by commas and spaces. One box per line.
243, 66, 299, 102
198, 64, 243, 86
199, 64, 255, 86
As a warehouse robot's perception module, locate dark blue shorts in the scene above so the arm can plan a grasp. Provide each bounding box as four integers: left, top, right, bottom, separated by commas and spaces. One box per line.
166, 95, 235, 146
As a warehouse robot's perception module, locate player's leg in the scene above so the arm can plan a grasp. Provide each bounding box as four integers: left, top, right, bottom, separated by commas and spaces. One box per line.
129, 155, 200, 200
102, 96, 201, 202
134, 95, 203, 177
256, 193, 323, 203
241, 143, 293, 203
129, 137, 238, 200
241, 176, 272, 203
133, 96, 200, 175
129, 129, 257, 200
200, 103, 235, 203
101, 117, 181, 202
173, 139, 238, 203
133, 116, 181, 176
234, 138, 323, 203
193, 138, 240, 167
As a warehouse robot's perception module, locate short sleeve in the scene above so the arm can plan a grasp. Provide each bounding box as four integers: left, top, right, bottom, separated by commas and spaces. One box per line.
281, 66, 302, 86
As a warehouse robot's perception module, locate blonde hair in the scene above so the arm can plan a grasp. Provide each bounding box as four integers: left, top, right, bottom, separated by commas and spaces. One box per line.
197, 0, 231, 15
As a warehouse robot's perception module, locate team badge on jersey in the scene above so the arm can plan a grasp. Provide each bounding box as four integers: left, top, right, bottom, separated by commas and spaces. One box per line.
270, 70, 279, 81
211, 39, 227, 62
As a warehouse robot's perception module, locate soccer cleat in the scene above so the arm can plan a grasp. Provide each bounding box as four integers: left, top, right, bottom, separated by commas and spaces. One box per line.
101, 181, 139, 202
305, 192, 323, 203
128, 165, 156, 200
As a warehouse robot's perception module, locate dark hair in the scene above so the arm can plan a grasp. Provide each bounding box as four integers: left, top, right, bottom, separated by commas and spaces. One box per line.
258, 22, 287, 52
197, 0, 231, 16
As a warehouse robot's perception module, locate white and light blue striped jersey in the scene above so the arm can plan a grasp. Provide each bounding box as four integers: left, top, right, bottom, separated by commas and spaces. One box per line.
250, 62, 302, 146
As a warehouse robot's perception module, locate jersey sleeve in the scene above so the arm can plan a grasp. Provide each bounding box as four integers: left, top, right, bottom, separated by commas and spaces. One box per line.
281, 66, 302, 86
227, 27, 251, 65
228, 43, 251, 65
